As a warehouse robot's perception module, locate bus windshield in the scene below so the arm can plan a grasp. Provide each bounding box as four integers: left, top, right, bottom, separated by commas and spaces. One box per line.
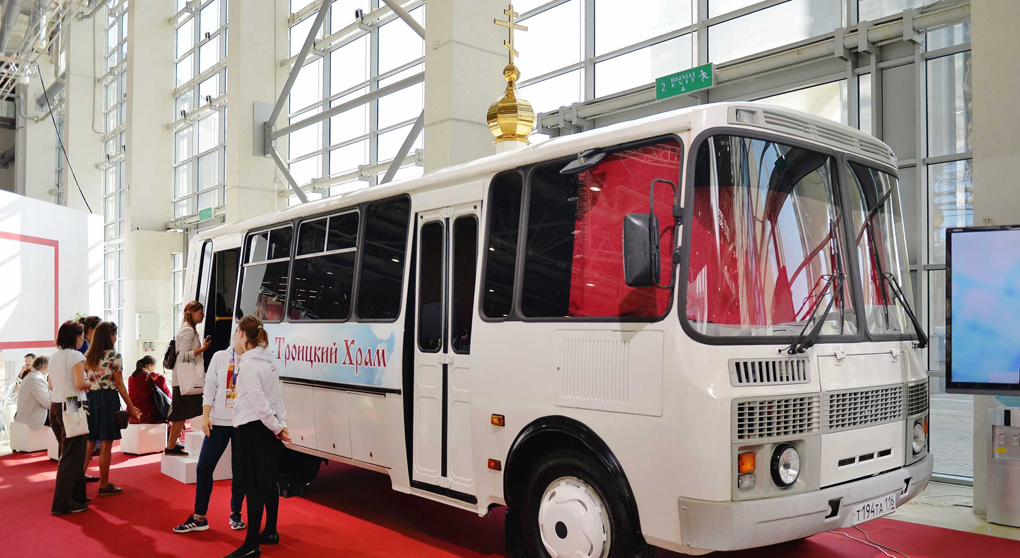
686, 135, 855, 338
845, 162, 916, 337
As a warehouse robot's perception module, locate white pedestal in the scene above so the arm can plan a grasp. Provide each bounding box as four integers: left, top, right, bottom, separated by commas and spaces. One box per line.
10, 422, 54, 453
160, 429, 232, 484
47, 433, 59, 461
121, 423, 168, 455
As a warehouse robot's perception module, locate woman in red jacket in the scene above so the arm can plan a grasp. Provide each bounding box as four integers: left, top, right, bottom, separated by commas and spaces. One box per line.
128, 356, 171, 424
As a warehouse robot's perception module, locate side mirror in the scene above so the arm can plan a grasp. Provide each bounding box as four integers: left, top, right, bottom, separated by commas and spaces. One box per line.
623, 213, 660, 287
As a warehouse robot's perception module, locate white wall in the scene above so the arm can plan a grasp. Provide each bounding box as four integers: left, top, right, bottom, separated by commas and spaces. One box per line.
0, 189, 102, 366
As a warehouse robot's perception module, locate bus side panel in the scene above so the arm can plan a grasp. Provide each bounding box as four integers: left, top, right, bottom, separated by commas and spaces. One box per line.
469, 320, 682, 549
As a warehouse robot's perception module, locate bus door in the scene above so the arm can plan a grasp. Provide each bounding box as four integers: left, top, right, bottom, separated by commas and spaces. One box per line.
412, 202, 480, 501
198, 243, 241, 367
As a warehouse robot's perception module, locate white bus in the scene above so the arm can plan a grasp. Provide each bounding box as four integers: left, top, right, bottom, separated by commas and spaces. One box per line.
184, 102, 932, 556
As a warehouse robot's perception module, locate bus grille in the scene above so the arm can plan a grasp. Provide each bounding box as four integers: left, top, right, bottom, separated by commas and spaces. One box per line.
734, 395, 820, 441
729, 357, 810, 386
825, 386, 903, 432
907, 380, 929, 417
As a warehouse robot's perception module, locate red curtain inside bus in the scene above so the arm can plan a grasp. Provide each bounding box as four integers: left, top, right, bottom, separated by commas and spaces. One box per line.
566, 142, 681, 318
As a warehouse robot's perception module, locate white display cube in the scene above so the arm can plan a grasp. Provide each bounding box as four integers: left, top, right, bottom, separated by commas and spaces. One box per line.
10, 421, 54, 453
160, 429, 232, 483
121, 423, 168, 455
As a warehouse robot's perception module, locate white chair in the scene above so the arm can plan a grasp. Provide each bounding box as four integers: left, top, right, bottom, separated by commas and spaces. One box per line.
10, 421, 55, 453
121, 423, 169, 455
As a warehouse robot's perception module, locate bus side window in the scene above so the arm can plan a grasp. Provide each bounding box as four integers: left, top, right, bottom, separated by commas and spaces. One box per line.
239, 226, 292, 323
356, 196, 411, 321
451, 217, 478, 353
481, 171, 524, 319
418, 222, 445, 352
291, 212, 359, 321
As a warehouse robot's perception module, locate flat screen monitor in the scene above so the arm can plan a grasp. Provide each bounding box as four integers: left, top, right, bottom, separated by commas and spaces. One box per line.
947, 225, 1020, 395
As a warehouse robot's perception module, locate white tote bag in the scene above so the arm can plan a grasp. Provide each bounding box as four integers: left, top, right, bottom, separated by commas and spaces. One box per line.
62, 356, 89, 438
176, 358, 206, 396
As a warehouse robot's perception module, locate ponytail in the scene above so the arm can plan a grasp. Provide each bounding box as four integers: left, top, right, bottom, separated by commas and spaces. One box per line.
135, 355, 156, 375
237, 315, 269, 349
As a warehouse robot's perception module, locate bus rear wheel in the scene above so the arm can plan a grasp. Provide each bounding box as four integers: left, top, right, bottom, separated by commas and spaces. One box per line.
519, 450, 648, 558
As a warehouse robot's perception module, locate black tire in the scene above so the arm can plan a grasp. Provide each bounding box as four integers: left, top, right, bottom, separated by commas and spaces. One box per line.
519, 450, 646, 558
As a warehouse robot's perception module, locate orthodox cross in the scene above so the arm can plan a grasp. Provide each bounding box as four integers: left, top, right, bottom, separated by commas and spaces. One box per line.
494, 4, 528, 64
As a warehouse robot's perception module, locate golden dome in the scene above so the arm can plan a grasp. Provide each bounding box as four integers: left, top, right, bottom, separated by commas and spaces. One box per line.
487, 63, 535, 145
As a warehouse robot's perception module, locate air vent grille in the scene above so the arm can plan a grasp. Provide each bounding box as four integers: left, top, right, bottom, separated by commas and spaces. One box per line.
907, 380, 929, 417
826, 386, 904, 432
759, 108, 895, 165
729, 357, 810, 386
734, 395, 821, 441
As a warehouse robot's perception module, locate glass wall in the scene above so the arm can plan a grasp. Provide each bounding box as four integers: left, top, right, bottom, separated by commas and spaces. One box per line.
101, 0, 128, 337
285, 0, 425, 206
172, 0, 228, 219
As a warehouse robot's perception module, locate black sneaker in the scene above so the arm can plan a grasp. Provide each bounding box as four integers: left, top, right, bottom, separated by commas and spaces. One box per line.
229, 512, 246, 530
52, 502, 88, 515
165, 445, 187, 456
98, 483, 123, 497
258, 531, 279, 545
173, 514, 210, 533
85, 475, 100, 483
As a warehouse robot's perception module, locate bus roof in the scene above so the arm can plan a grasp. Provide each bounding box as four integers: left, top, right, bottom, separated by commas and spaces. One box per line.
192, 102, 894, 243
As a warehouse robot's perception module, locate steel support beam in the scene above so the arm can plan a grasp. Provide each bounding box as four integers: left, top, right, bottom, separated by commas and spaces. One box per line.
268, 0, 330, 129
379, 0, 424, 38
269, 146, 310, 203
380, 110, 424, 184
269, 71, 424, 139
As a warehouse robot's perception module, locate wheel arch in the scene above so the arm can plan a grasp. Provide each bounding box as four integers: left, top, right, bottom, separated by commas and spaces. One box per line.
503, 415, 644, 536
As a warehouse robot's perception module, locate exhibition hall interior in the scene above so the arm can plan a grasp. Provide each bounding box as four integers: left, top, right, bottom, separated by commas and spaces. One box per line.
2, 0, 1019, 557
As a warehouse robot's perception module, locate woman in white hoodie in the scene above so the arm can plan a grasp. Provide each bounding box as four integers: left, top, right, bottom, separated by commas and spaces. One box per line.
172, 347, 246, 534
223, 315, 290, 558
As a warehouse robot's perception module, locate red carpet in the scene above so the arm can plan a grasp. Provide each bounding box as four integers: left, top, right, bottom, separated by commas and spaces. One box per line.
1, 444, 1018, 558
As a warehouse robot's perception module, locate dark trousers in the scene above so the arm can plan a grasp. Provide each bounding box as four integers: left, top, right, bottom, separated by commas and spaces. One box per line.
49, 403, 63, 459
235, 421, 281, 548
195, 424, 244, 516
50, 404, 88, 514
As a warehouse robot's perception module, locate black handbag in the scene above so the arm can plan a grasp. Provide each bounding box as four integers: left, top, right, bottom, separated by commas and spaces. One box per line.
150, 377, 172, 421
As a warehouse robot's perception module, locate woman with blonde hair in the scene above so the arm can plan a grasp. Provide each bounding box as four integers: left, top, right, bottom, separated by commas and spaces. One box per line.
223, 315, 289, 558
83, 322, 140, 496
166, 301, 213, 454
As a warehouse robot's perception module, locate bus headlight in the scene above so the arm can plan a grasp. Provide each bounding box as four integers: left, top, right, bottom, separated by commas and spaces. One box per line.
912, 421, 927, 455
770, 444, 800, 488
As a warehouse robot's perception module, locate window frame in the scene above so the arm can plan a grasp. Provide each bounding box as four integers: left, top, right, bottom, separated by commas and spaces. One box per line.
479, 169, 526, 322
679, 127, 870, 347
287, 208, 362, 323
416, 219, 447, 354
235, 194, 412, 326
479, 134, 685, 324
450, 214, 479, 355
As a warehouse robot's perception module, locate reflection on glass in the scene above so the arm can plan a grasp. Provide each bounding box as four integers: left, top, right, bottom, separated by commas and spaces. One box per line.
858, 0, 924, 23
928, 270, 946, 372
859, 73, 872, 135
928, 160, 972, 264
595, 34, 694, 98
927, 22, 970, 51
686, 135, 854, 338
519, 70, 583, 115
517, 0, 581, 79
926, 52, 972, 157
708, 0, 840, 64
756, 81, 848, 125
708, 0, 758, 18
378, 124, 422, 162
595, 0, 693, 55
176, 17, 194, 58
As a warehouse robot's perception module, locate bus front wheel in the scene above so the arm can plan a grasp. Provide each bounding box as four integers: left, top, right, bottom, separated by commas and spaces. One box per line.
519, 450, 650, 558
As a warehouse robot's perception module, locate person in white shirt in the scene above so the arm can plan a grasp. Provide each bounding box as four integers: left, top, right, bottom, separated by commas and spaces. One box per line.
173, 348, 246, 534
14, 355, 51, 430
223, 315, 290, 558
49, 321, 91, 515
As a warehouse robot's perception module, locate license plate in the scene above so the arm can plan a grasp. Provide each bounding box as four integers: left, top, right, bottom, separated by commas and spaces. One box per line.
852, 493, 897, 525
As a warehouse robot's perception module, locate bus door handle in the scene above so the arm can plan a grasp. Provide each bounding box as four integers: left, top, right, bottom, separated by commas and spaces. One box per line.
439, 353, 454, 365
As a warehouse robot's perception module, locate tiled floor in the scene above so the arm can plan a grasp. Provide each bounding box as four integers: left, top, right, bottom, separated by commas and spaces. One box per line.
892, 481, 1020, 541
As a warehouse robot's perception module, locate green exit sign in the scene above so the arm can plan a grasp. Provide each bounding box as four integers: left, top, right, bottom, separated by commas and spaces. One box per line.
655, 63, 715, 100
198, 208, 213, 221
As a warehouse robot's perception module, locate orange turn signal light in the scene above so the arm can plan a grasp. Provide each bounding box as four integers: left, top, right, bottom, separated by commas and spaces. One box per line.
488, 459, 502, 471
738, 452, 756, 474
924, 419, 929, 435
491, 414, 505, 427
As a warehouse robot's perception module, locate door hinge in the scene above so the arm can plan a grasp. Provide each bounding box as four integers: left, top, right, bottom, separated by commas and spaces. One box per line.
834, 348, 846, 366
889, 349, 900, 363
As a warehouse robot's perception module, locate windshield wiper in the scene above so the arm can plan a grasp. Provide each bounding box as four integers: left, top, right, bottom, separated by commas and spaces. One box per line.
879, 272, 929, 349
783, 271, 845, 355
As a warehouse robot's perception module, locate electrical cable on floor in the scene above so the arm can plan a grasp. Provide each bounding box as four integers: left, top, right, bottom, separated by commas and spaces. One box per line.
827, 525, 912, 558
35, 63, 93, 214
917, 494, 974, 508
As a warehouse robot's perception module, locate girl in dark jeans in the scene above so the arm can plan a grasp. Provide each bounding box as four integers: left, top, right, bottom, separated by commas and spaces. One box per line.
173, 348, 246, 534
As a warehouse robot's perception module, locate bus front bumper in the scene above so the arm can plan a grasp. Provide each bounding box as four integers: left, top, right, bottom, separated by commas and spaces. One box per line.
677, 454, 933, 552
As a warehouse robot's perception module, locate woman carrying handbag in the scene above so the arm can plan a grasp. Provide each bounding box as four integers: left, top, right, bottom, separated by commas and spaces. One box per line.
50, 321, 92, 515
128, 356, 172, 424
166, 301, 212, 454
